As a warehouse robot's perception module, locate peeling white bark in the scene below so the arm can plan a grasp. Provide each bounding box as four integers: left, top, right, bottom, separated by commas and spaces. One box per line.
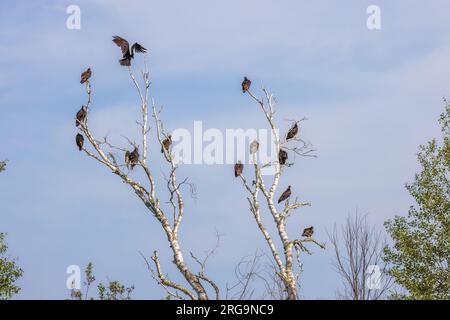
77, 62, 210, 300
241, 88, 323, 300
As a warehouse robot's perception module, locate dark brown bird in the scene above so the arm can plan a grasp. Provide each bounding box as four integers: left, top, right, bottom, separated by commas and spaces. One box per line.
112, 36, 147, 66
161, 135, 172, 153
286, 123, 298, 140
302, 226, 314, 237
278, 185, 291, 203
80, 68, 91, 84
75, 133, 84, 151
128, 147, 139, 169
234, 161, 243, 177
278, 149, 288, 165
75, 106, 87, 127
242, 77, 251, 93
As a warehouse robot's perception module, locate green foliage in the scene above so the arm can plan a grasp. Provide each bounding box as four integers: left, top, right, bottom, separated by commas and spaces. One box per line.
0, 233, 24, 300
384, 102, 450, 300
70, 262, 134, 300
97, 281, 134, 300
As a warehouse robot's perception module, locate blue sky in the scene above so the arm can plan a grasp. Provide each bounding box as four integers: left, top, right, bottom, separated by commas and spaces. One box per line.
1, 0, 449, 299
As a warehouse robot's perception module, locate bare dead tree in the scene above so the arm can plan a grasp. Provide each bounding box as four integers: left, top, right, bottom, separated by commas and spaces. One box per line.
238, 86, 325, 300
76, 58, 218, 300
225, 250, 266, 300
328, 212, 393, 300
225, 249, 293, 300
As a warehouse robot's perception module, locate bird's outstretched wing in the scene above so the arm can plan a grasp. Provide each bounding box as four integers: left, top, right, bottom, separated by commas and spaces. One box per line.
132, 43, 147, 54
112, 36, 130, 55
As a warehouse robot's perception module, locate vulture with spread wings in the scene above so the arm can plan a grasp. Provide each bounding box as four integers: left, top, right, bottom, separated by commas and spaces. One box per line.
112, 36, 147, 66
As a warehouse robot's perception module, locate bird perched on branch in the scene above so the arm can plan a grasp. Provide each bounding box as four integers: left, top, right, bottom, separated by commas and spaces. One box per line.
80, 68, 91, 84
278, 149, 288, 165
112, 36, 147, 66
278, 185, 291, 203
286, 122, 298, 141
75, 105, 87, 127
127, 147, 139, 169
242, 77, 251, 93
234, 161, 244, 177
76, 133, 84, 151
250, 140, 259, 155
302, 226, 314, 237
161, 135, 172, 153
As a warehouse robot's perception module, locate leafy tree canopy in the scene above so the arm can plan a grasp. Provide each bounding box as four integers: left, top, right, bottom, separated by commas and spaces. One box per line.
384, 102, 450, 300
0, 233, 24, 300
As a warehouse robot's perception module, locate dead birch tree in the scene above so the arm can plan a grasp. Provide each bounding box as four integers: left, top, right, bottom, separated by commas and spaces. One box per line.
237, 85, 325, 300
75, 58, 217, 300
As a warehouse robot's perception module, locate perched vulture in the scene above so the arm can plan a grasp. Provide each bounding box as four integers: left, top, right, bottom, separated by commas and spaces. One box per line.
286, 123, 298, 141
234, 161, 244, 177
278, 185, 291, 204
112, 36, 147, 66
75, 133, 84, 151
80, 68, 91, 84
75, 105, 87, 127
128, 147, 139, 169
161, 135, 172, 153
302, 226, 314, 237
250, 140, 259, 155
278, 149, 288, 165
241, 77, 251, 93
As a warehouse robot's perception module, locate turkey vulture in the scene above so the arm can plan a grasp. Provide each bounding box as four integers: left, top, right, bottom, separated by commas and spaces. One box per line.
75, 106, 87, 127
128, 147, 139, 169
234, 161, 243, 177
302, 226, 314, 237
76, 133, 84, 151
80, 68, 91, 84
278, 185, 291, 203
250, 140, 259, 155
112, 36, 147, 66
286, 123, 298, 140
242, 77, 251, 93
161, 135, 172, 153
278, 149, 288, 165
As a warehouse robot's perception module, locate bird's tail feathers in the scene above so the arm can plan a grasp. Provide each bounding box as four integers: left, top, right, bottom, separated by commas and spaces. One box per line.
119, 58, 131, 66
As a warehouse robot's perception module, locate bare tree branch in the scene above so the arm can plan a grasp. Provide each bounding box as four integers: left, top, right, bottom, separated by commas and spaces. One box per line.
328, 212, 394, 300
